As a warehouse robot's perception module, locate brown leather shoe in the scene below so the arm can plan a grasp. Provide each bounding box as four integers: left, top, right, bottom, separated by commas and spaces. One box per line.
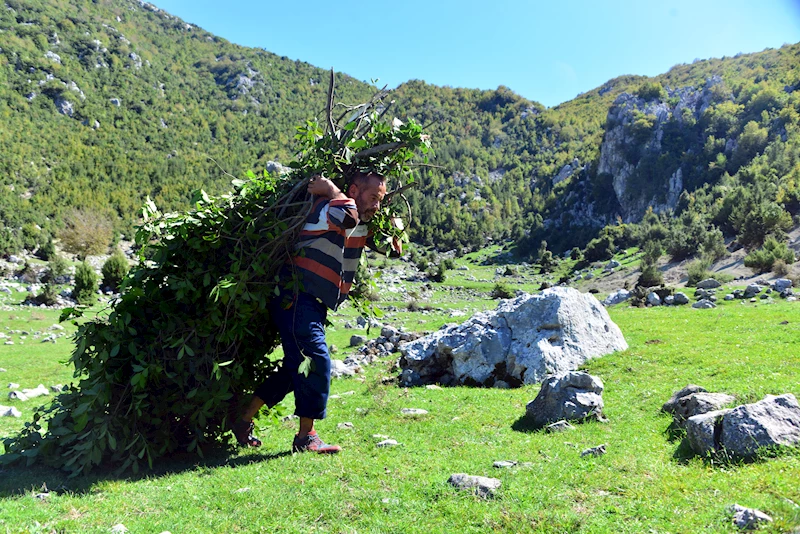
232, 419, 262, 447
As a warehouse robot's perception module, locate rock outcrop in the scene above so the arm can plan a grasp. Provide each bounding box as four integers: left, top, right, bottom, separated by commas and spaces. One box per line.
399, 287, 627, 387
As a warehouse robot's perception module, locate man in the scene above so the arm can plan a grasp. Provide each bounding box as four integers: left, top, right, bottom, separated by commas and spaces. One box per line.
232, 171, 400, 453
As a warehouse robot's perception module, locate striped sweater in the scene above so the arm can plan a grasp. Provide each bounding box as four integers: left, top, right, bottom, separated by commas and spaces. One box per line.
287, 197, 368, 310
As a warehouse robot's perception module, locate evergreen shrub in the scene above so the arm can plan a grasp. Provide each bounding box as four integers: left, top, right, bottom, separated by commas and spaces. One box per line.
101, 250, 129, 291
73, 261, 98, 305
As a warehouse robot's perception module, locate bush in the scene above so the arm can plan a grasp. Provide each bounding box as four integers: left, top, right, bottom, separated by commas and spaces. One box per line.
636, 81, 665, 101
773, 259, 790, 277
584, 235, 615, 262
73, 261, 98, 305
428, 263, 447, 283
637, 263, 664, 288
59, 209, 113, 260
47, 255, 70, 280
442, 258, 455, 270
687, 257, 713, 287
15, 262, 39, 284
491, 282, 515, 299
101, 250, 129, 291
744, 237, 796, 273
570, 247, 582, 261
36, 237, 56, 261
34, 283, 59, 306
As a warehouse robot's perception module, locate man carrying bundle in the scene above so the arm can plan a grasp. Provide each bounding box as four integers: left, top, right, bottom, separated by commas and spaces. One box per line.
232, 171, 400, 454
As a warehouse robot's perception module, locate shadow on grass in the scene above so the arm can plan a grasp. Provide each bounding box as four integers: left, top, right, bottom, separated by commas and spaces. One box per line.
0, 446, 292, 498
510, 414, 544, 433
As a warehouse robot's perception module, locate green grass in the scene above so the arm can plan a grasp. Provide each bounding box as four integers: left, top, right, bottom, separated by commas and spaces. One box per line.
0, 276, 799, 532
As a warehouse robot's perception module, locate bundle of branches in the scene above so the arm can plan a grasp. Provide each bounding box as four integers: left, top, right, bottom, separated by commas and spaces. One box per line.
2, 72, 431, 476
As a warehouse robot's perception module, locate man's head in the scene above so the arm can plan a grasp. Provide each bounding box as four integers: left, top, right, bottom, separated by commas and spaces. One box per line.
347, 172, 386, 222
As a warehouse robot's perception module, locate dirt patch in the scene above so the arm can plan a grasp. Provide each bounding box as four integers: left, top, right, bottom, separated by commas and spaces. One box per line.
582, 225, 800, 294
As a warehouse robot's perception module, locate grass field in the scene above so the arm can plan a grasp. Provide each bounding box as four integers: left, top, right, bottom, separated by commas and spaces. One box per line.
1, 252, 799, 533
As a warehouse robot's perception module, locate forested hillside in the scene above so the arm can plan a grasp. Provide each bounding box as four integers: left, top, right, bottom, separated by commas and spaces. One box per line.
2, 0, 799, 267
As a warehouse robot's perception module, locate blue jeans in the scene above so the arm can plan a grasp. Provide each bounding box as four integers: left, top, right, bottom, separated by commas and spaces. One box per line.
254, 291, 330, 419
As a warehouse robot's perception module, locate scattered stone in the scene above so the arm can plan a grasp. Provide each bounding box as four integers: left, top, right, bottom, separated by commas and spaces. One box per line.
376, 439, 399, 448
545, 420, 576, 433
447, 474, 501, 498
21, 384, 50, 399
234, 487, 250, 493
50, 384, 65, 393
493, 460, 517, 468
401, 288, 627, 387
8, 383, 20, 389
672, 392, 736, 425
1, 405, 22, 417
0, 368, 6, 372
33, 491, 49, 500
646, 292, 661, 306
526, 371, 605, 428
8, 391, 28, 401
729, 504, 772, 530
664, 295, 675, 305
692, 299, 716, 309
580, 444, 607, 457
743, 284, 762, 299
401, 408, 428, 416
662, 384, 707, 413
337, 422, 354, 430
602, 288, 631, 307
724, 294, 734, 301
111, 524, 128, 534
330, 359, 360, 378
696, 278, 722, 289
759, 293, 769, 300
686, 394, 800, 458
349, 335, 367, 347
425, 384, 442, 390
673, 292, 690, 305
772, 279, 793, 292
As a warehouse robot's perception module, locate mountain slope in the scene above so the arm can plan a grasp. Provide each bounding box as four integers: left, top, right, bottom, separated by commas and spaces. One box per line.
2, 0, 799, 262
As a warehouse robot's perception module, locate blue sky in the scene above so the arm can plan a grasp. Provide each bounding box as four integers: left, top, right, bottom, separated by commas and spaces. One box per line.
150, 0, 799, 107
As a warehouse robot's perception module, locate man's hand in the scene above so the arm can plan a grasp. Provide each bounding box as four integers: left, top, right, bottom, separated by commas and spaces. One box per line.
308, 175, 348, 200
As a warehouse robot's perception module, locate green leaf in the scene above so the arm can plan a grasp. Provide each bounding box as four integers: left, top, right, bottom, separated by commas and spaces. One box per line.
298, 355, 312, 377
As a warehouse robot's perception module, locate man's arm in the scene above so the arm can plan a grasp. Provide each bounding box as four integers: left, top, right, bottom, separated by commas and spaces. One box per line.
307, 175, 348, 201
307, 176, 359, 230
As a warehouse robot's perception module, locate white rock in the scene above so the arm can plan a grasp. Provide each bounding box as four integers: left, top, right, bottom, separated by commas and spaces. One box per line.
8, 383, 20, 389
580, 444, 607, 457
1, 405, 22, 417
729, 504, 772, 530
8, 390, 28, 401
400, 288, 627, 387
110, 524, 128, 533
447, 473, 501, 498
337, 422, 354, 430
376, 439, 399, 448
602, 288, 631, 307
401, 408, 428, 416
493, 460, 517, 468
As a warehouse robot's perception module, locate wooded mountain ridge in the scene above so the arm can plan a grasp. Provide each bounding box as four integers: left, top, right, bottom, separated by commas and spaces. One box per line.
2, 0, 799, 265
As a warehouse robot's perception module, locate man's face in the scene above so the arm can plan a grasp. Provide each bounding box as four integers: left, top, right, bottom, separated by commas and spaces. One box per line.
350, 176, 386, 222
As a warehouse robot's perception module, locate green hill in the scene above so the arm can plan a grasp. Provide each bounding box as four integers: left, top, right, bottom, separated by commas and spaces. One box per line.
2, 0, 799, 264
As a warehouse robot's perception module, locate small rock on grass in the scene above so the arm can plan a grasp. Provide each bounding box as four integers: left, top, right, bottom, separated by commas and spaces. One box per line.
425, 384, 442, 390
729, 504, 772, 530
110, 524, 128, 534
401, 408, 428, 416
1, 405, 22, 417
0, 368, 6, 372
493, 460, 517, 468
580, 444, 607, 457
447, 474, 501, 498
545, 420, 575, 433
376, 439, 399, 448
337, 422, 354, 430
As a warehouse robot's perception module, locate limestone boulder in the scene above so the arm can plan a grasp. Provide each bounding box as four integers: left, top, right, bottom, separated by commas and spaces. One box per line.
399, 288, 627, 387
526, 371, 605, 428
602, 289, 631, 307
685, 394, 800, 459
